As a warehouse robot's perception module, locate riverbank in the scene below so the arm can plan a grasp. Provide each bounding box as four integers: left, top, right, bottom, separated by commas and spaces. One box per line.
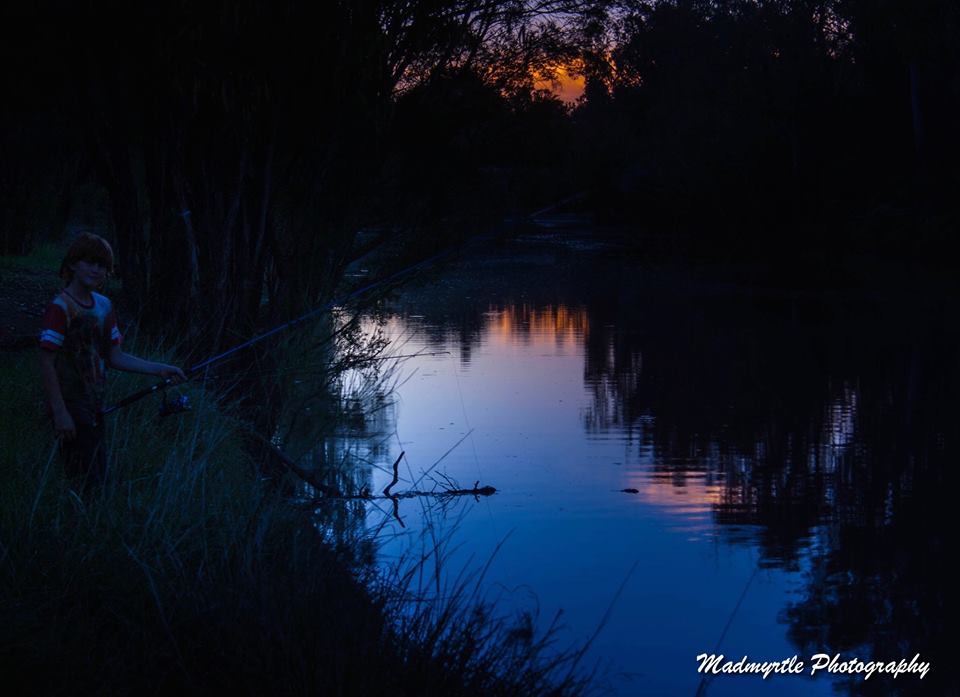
0, 246, 592, 695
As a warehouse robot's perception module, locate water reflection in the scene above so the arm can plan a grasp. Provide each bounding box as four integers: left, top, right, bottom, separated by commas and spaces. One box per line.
486, 304, 590, 351
334, 238, 957, 696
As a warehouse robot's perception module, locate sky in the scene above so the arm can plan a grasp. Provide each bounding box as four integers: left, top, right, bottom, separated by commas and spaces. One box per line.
534, 63, 586, 103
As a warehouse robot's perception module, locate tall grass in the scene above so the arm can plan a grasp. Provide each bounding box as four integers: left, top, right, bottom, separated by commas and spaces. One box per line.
0, 336, 593, 696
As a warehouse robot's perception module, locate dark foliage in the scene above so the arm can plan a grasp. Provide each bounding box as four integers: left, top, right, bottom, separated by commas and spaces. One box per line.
573, 0, 959, 260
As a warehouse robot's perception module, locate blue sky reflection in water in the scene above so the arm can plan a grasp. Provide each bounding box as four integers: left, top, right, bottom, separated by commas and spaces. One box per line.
335, 234, 951, 696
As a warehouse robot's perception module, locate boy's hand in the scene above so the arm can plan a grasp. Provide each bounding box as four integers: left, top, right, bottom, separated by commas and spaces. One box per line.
157, 364, 188, 384
53, 408, 77, 441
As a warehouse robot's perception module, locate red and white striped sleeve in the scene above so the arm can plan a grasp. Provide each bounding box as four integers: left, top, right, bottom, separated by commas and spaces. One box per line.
106, 306, 123, 346
38, 302, 68, 351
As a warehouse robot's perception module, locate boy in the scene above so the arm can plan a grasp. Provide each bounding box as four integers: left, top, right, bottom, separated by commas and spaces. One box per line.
38, 232, 186, 485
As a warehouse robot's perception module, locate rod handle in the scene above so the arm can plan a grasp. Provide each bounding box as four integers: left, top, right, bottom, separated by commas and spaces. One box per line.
101, 377, 174, 415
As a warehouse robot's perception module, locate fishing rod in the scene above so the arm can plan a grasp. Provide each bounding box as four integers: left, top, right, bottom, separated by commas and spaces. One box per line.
182, 351, 453, 381
101, 244, 462, 416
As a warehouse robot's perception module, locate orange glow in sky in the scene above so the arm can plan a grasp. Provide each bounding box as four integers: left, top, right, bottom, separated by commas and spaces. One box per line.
533, 63, 585, 103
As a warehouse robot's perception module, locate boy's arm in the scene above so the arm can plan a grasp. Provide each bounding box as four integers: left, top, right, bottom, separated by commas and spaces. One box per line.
39, 350, 76, 440
107, 345, 187, 382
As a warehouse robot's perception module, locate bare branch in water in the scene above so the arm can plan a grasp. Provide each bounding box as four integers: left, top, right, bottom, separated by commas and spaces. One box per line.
382, 451, 404, 497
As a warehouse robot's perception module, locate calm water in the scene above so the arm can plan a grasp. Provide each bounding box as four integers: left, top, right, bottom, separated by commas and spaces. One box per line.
332, 230, 957, 696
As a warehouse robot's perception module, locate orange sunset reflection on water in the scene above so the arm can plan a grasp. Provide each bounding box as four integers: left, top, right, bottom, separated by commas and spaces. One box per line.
633, 471, 724, 513
484, 303, 589, 350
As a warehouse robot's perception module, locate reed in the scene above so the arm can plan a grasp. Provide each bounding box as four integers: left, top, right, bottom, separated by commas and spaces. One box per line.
0, 338, 593, 696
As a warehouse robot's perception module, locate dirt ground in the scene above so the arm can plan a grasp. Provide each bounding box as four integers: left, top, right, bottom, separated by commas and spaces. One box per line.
0, 262, 61, 350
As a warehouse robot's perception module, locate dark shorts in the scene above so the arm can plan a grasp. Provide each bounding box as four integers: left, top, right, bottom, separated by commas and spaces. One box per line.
60, 421, 107, 487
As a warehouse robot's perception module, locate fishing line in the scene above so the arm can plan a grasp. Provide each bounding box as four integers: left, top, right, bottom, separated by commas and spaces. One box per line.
411, 427, 476, 488
449, 348, 484, 484
445, 345, 493, 522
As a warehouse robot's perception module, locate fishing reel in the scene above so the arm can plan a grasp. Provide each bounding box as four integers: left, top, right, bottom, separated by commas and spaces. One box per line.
160, 391, 192, 418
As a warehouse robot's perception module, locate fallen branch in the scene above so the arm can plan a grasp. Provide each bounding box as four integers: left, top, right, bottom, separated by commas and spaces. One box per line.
249, 430, 342, 497
327, 482, 497, 501
382, 451, 403, 497
256, 430, 495, 498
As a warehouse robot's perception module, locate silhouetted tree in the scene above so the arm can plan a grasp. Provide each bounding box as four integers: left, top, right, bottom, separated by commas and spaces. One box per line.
1, 1, 603, 344
571, 0, 958, 258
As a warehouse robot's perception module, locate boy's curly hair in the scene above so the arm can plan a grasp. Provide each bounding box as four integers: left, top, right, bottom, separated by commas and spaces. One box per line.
59, 232, 115, 283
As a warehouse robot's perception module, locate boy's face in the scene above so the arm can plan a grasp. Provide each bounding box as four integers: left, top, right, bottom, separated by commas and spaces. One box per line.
70, 258, 108, 290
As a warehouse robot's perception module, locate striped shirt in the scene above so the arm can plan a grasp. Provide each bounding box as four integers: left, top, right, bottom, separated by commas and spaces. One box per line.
39, 291, 123, 425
